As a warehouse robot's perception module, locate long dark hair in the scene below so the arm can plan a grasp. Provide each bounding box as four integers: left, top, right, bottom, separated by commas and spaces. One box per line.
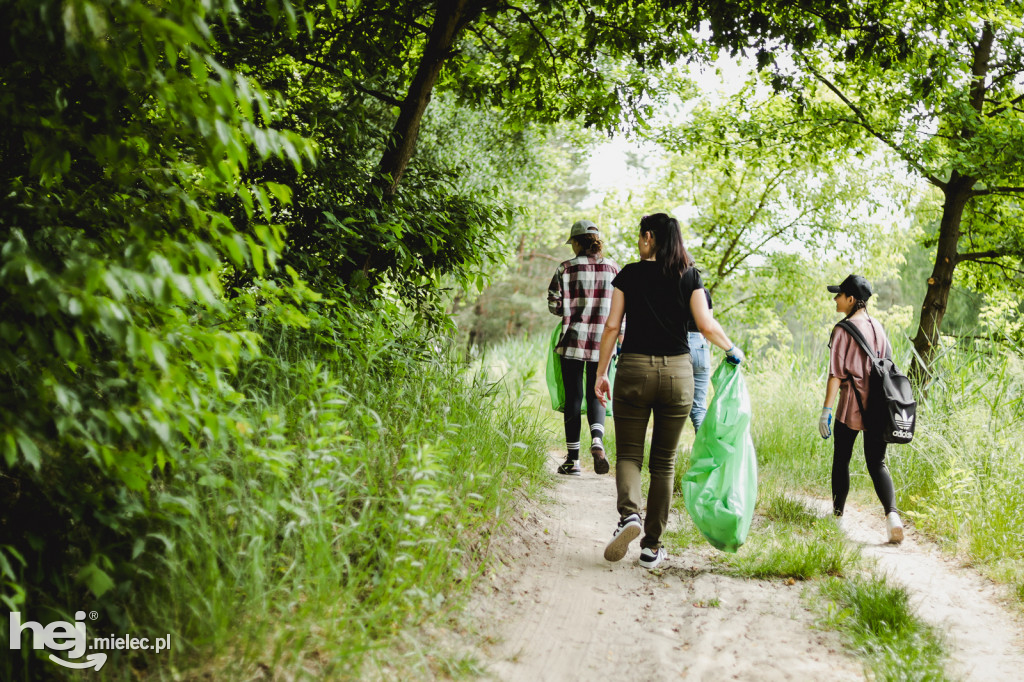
639, 213, 694, 279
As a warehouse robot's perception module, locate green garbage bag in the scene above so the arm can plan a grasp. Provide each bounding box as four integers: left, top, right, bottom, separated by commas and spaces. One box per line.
681, 362, 757, 553
544, 321, 614, 416
546, 322, 566, 411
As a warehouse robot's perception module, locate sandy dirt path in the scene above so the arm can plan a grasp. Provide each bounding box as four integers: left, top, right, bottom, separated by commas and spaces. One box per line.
458, 457, 1024, 681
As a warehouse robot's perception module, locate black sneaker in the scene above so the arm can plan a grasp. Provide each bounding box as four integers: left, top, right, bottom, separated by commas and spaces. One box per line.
591, 437, 609, 474
556, 458, 581, 476
603, 513, 642, 562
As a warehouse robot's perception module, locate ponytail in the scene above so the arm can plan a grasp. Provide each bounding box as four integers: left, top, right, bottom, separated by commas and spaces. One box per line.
843, 299, 867, 320
639, 213, 694, 279
572, 234, 604, 257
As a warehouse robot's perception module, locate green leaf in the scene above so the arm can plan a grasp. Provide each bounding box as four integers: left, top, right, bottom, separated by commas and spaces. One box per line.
15, 431, 41, 470
78, 563, 115, 599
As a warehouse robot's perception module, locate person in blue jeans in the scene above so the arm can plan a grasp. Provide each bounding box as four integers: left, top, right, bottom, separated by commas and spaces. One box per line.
686, 288, 713, 431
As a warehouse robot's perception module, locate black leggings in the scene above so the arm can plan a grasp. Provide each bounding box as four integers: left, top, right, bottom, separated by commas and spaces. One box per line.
832, 420, 897, 516
560, 357, 605, 446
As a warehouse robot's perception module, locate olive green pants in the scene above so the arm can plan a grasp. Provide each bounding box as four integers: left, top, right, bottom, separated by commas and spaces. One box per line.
612, 353, 693, 549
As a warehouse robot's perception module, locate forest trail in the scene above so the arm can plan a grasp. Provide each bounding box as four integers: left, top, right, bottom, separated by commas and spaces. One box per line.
456, 455, 1024, 681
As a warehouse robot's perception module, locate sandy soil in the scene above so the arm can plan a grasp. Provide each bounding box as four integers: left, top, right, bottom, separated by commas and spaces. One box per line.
456, 456, 1024, 681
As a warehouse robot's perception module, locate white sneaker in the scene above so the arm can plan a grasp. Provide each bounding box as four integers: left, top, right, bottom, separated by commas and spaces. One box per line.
604, 514, 641, 562
886, 511, 904, 544
833, 514, 845, 532
638, 546, 667, 569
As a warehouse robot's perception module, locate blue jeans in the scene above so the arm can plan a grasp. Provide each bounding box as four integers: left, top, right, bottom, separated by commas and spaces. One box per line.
688, 331, 711, 431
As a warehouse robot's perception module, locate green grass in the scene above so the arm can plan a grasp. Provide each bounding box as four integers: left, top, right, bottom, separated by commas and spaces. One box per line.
108, 324, 556, 680
819, 574, 949, 681
726, 521, 857, 580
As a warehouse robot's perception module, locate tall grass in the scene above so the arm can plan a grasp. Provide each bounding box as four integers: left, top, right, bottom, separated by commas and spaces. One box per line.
899, 345, 1024, 595
116, 321, 553, 680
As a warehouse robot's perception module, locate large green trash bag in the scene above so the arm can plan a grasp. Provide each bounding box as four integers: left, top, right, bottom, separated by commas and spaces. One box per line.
681, 362, 757, 553
546, 322, 566, 411
544, 321, 615, 415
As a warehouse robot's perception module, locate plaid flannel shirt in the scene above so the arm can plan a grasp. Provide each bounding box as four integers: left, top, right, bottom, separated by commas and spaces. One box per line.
547, 255, 620, 362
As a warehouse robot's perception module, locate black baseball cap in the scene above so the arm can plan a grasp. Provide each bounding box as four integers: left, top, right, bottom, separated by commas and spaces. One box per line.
827, 274, 872, 300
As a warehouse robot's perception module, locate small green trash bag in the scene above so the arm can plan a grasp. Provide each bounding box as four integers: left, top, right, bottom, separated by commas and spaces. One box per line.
545, 321, 614, 416
681, 361, 757, 553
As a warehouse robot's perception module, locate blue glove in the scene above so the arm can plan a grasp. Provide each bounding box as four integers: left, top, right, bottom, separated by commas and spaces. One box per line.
725, 345, 744, 365
819, 407, 832, 439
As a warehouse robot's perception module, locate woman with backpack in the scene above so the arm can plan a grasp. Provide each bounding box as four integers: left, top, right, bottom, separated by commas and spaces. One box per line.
593, 213, 743, 569
819, 274, 904, 543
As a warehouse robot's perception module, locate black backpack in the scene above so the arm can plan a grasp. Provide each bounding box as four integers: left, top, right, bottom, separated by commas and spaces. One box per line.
836, 319, 917, 444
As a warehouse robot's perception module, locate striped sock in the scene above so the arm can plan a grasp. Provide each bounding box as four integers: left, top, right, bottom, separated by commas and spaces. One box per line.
566, 441, 580, 461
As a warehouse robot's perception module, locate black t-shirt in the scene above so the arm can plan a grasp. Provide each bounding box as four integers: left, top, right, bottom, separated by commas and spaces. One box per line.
686, 289, 713, 333
612, 261, 704, 356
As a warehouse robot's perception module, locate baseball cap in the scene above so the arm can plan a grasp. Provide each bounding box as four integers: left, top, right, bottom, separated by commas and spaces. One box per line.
565, 219, 600, 244
827, 274, 873, 300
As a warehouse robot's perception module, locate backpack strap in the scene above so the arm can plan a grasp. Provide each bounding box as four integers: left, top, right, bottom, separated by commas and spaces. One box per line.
836, 319, 866, 357
836, 319, 876, 418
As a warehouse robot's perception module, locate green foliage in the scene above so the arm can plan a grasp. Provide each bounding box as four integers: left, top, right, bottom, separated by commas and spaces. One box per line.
0, 0, 317, 648
210, 6, 530, 309
896, 347, 1024, 569
786, 5, 1024, 353
452, 1, 708, 131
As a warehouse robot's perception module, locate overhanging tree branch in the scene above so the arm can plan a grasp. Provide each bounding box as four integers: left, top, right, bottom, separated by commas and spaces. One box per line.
956, 249, 1008, 263
296, 56, 404, 107
374, 0, 477, 200
963, 258, 1024, 279
797, 55, 947, 188
983, 92, 1024, 117
505, 3, 562, 71
970, 185, 1024, 197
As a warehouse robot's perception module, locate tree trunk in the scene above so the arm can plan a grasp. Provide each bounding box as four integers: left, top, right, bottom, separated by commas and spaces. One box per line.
910, 23, 993, 379
910, 181, 971, 376
374, 0, 472, 201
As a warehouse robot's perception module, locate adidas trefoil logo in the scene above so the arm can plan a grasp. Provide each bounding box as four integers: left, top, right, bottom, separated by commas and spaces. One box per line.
894, 409, 914, 430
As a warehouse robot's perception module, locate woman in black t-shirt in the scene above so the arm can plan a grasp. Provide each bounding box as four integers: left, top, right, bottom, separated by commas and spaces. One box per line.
594, 213, 743, 570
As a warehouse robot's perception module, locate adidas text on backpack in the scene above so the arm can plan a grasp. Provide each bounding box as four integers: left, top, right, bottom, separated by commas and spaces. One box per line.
837, 320, 917, 444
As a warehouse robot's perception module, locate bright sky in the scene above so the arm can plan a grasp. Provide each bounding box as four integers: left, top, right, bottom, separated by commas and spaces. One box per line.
581, 56, 751, 208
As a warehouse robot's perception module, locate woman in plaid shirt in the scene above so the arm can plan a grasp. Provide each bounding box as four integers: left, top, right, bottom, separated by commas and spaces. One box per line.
547, 220, 621, 476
